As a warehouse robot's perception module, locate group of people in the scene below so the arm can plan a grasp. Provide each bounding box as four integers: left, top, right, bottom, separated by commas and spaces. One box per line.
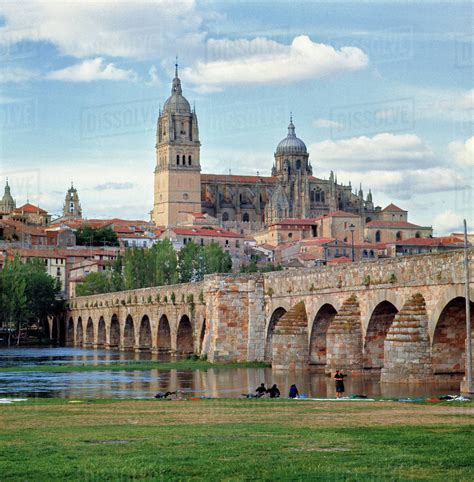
253, 371, 346, 399
254, 383, 299, 399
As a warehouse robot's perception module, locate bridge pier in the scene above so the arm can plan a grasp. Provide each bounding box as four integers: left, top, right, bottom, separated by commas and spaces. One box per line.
381, 294, 434, 383
326, 295, 363, 375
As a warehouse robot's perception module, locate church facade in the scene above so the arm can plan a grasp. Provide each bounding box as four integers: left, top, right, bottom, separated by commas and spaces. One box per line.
151, 67, 382, 230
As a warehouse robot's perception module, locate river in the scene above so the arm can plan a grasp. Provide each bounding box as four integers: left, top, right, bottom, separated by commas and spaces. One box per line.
0, 347, 462, 399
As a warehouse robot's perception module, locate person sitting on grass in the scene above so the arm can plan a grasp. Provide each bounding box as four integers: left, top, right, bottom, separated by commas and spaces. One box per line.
267, 384, 280, 398
288, 384, 299, 399
255, 383, 267, 397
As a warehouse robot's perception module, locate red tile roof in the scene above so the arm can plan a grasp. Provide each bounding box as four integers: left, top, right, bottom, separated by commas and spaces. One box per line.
314, 210, 359, 221
387, 236, 464, 247
13, 203, 47, 214
168, 227, 243, 239
201, 174, 278, 184
328, 256, 352, 264
270, 218, 316, 227
382, 203, 406, 212
366, 220, 429, 229
301, 237, 335, 246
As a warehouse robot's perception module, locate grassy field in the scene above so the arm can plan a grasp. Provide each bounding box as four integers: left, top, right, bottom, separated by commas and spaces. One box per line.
0, 398, 473, 481
0, 360, 268, 373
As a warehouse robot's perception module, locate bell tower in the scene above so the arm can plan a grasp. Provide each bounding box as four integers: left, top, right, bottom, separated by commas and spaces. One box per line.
152, 61, 201, 226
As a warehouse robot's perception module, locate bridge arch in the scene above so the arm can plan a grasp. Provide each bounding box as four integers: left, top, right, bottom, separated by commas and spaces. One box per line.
97, 317, 106, 347
199, 318, 207, 354
123, 315, 135, 350
432, 297, 473, 377
364, 301, 398, 370
109, 314, 120, 348
139, 315, 152, 351
176, 315, 194, 354
67, 317, 74, 344
51, 317, 58, 341
157, 315, 171, 352
76, 317, 83, 346
309, 303, 337, 368
265, 307, 287, 362
85, 317, 94, 346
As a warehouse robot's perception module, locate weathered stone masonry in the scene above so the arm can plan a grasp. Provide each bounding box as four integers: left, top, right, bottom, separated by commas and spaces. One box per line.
64, 249, 473, 383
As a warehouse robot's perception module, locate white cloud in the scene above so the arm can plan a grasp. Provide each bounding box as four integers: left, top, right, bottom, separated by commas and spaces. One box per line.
448, 136, 474, 166
47, 58, 137, 82
313, 118, 344, 129
182, 35, 369, 89
432, 210, 465, 235
147, 65, 160, 86
0, 1, 202, 59
335, 167, 468, 201
310, 132, 435, 171
0, 67, 37, 83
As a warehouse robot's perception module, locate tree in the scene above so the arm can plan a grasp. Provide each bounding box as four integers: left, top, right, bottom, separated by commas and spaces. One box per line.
75, 225, 119, 247
152, 239, 178, 286
0, 258, 30, 345
76, 272, 112, 297
24, 258, 60, 337
178, 242, 202, 283
202, 242, 233, 275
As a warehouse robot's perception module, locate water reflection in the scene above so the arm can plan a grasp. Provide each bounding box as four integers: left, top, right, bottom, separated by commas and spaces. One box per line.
0, 347, 462, 399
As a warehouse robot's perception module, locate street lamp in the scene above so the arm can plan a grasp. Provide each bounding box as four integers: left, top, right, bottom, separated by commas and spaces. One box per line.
349, 224, 355, 262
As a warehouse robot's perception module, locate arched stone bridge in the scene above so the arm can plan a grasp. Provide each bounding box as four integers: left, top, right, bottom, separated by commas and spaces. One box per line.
65, 249, 473, 384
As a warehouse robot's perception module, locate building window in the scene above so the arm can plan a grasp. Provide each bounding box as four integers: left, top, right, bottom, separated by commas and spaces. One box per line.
236, 240, 240, 248
243, 213, 249, 222
225, 240, 229, 247
183, 238, 187, 245
222, 212, 229, 222
200, 238, 204, 246
415, 231, 421, 238
296, 159, 301, 170
188, 155, 192, 166
370, 250, 375, 258
396, 231, 402, 241
176, 154, 180, 165
375, 231, 381, 243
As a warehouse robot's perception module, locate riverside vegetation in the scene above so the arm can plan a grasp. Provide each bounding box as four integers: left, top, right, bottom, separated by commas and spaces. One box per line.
0, 398, 472, 480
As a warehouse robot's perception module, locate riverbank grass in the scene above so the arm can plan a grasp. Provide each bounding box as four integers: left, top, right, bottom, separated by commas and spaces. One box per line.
1, 398, 472, 480
0, 359, 268, 373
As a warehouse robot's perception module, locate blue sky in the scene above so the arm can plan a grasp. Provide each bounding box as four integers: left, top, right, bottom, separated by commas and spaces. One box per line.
0, 1, 472, 233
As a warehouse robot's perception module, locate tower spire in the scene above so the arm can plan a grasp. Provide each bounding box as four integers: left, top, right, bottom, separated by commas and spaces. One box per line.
175, 56, 178, 78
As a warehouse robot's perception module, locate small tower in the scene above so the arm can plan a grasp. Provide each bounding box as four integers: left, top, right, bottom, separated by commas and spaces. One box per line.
63, 183, 82, 219
0, 180, 16, 213
152, 60, 201, 226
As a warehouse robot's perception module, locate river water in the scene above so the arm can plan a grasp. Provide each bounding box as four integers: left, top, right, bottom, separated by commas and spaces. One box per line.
0, 347, 462, 399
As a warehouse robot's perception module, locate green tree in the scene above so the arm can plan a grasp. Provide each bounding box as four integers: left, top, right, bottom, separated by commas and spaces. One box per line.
0, 258, 29, 345
178, 242, 202, 282
75, 225, 119, 247
152, 239, 178, 286
24, 258, 60, 337
76, 272, 112, 297
202, 242, 232, 275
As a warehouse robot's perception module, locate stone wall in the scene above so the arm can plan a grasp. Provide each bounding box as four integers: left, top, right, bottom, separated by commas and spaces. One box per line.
65, 249, 474, 385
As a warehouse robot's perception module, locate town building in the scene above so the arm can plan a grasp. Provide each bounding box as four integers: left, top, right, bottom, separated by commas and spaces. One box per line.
0, 181, 16, 215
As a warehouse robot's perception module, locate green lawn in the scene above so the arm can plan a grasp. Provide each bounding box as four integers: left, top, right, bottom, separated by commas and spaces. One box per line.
0, 359, 268, 373
1, 398, 473, 481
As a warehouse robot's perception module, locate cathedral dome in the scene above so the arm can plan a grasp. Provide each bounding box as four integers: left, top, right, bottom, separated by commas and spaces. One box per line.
276, 117, 307, 155
162, 62, 191, 114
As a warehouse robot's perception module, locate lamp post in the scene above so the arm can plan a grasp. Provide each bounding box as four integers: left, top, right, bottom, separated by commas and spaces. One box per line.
349, 224, 355, 262
461, 219, 473, 394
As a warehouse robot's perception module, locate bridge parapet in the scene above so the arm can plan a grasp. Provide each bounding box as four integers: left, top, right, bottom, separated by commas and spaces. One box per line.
263, 249, 473, 299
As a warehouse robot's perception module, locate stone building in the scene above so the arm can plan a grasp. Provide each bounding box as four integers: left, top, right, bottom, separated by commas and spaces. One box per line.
63, 183, 82, 220
0, 180, 16, 215
152, 66, 430, 238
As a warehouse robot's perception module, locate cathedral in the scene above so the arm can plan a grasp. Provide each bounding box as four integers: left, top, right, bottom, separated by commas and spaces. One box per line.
152, 65, 377, 229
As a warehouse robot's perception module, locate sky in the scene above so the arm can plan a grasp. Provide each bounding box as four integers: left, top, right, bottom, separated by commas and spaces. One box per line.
0, 0, 472, 234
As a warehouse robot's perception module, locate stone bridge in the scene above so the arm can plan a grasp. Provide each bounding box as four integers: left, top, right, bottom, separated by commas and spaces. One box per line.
63, 249, 474, 384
